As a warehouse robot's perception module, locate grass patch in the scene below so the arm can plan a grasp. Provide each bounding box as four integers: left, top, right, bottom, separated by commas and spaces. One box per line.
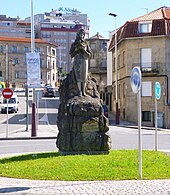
0, 150, 169, 180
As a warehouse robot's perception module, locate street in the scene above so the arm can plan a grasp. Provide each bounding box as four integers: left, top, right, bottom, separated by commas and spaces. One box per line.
0, 90, 170, 155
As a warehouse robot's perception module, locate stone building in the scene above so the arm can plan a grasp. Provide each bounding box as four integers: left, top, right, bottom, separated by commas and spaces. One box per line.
0, 36, 57, 88
108, 6, 170, 128
86, 32, 109, 101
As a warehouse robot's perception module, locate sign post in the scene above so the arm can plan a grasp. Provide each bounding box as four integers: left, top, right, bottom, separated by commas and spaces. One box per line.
2, 88, 13, 138
155, 82, 161, 151
130, 67, 142, 178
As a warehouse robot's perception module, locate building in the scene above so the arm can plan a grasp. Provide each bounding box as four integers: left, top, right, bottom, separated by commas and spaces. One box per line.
25, 8, 90, 78
86, 32, 109, 100
108, 6, 170, 128
0, 36, 57, 88
0, 15, 31, 38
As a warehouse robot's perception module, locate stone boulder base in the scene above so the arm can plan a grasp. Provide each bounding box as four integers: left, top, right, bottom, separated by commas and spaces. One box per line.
56, 71, 111, 154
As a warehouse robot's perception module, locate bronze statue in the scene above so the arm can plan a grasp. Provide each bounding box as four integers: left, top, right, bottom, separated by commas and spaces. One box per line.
69, 28, 91, 96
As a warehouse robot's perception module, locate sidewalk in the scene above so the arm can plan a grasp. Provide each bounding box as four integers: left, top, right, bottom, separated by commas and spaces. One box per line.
0, 176, 169, 195
108, 111, 170, 131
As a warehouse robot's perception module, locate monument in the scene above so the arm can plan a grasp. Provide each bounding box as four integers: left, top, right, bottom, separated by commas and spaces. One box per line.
56, 28, 111, 154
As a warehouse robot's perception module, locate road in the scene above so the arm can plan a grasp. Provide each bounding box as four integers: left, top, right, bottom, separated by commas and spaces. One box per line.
0, 90, 169, 155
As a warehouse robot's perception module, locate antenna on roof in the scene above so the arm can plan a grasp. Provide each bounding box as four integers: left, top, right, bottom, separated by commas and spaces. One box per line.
141, 8, 148, 14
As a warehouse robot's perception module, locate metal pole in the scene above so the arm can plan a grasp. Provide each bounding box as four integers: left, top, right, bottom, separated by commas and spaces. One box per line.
155, 98, 158, 151
59, 46, 62, 84
6, 99, 9, 138
109, 13, 119, 124
137, 89, 142, 178
6, 44, 9, 88
31, 0, 35, 53
25, 84, 29, 131
115, 17, 119, 124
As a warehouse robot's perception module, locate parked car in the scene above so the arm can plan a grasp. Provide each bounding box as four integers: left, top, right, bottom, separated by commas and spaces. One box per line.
0, 95, 19, 113
43, 87, 56, 97
102, 104, 108, 118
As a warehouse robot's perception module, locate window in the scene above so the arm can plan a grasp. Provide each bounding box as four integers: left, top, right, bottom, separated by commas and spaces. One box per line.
35, 47, 40, 52
118, 54, 121, 68
0, 45, 3, 53
53, 61, 55, 69
118, 84, 121, 99
47, 60, 50, 68
139, 21, 152, 33
14, 58, 19, 64
12, 46, 17, 53
52, 49, 56, 56
142, 111, 151, 122
123, 83, 126, 98
142, 81, 152, 96
24, 47, 29, 53
123, 51, 125, 67
140, 48, 151, 69
15, 71, 19, 79
1, 22, 14, 26
113, 57, 115, 72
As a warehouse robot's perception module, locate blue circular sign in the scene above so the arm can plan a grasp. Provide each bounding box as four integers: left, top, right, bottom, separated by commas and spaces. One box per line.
130, 67, 142, 94
155, 82, 161, 100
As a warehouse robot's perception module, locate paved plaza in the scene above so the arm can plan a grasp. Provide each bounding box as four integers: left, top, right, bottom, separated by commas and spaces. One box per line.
0, 177, 170, 195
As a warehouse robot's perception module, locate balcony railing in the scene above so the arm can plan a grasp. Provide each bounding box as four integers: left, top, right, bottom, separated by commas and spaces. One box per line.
89, 66, 107, 73
132, 62, 167, 75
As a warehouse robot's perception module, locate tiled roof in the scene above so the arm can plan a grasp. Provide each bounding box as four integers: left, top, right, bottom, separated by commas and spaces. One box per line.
89, 32, 106, 39
0, 36, 48, 44
109, 6, 170, 51
130, 6, 170, 21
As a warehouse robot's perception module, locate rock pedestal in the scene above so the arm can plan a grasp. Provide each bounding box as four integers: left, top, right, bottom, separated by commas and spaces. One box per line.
56, 71, 111, 154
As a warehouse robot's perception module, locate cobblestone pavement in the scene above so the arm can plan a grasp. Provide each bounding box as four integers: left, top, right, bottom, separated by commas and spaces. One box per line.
0, 177, 169, 195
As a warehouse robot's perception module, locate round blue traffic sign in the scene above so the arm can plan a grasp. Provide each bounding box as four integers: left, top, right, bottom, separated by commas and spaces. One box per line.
155, 82, 161, 100
130, 67, 142, 94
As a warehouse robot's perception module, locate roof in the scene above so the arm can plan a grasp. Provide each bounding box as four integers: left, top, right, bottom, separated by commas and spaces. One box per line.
130, 6, 170, 21
89, 32, 106, 39
0, 36, 48, 44
109, 6, 170, 51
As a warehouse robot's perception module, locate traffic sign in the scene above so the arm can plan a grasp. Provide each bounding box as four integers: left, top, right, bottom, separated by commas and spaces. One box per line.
130, 67, 142, 94
2, 88, 13, 99
155, 82, 161, 100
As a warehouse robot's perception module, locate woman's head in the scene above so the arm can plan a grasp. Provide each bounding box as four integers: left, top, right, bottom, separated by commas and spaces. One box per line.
76, 28, 85, 40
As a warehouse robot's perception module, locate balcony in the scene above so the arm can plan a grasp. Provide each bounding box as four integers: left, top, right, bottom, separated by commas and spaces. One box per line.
132, 62, 167, 75
89, 66, 107, 73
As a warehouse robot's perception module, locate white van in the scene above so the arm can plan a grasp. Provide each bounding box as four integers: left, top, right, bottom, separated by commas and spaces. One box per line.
0, 94, 19, 113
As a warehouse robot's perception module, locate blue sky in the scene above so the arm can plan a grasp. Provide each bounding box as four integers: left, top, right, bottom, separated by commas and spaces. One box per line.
0, 0, 169, 38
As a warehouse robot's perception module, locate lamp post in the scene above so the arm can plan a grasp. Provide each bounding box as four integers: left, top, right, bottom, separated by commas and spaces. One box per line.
109, 13, 119, 124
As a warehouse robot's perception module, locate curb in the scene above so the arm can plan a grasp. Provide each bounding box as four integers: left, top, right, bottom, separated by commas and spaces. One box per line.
0, 136, 57, 141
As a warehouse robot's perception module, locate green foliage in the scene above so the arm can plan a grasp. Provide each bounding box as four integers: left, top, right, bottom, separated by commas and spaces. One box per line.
0, 150, 169, 180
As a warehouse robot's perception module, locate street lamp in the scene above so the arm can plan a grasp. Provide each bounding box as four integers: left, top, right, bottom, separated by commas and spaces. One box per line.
109, 13, 119, 124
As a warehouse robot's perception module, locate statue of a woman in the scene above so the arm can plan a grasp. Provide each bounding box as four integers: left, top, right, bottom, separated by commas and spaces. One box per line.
69, 28, 91, 96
